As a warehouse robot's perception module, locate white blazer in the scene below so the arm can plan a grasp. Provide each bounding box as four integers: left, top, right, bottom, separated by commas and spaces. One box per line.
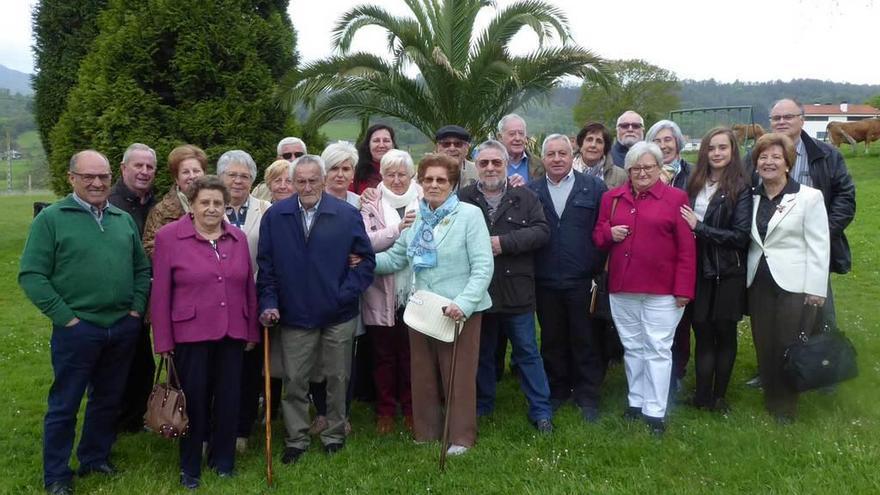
747, 184, 830, 297
228, 194, 272, 272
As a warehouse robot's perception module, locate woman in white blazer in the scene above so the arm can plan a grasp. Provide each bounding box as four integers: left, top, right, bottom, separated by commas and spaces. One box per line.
747, 133, 830, 423
217, 149, 273, 451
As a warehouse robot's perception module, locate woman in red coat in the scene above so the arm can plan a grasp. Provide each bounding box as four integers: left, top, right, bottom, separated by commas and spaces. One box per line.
592, 141, 696, 436
150, 176, 260, 489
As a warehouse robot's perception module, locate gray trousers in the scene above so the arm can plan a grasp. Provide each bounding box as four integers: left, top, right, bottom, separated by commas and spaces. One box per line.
279, 318, 357, 449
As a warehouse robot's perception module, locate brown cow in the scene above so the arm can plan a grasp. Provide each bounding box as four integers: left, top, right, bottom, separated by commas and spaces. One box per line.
732, 123, 765, 143
826, 118, 880, 154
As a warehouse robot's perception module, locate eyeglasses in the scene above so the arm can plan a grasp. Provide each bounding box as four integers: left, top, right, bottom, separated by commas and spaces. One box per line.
70, 172, 112, 183
224, 172, 252, 182
629, 164, 658, 175
438, 139, 468, 148
282, 151, 305, 160
618, 123, 643, 130
769, 114, 802, 122
421, 177, 449, 185
476, 159, 505, 167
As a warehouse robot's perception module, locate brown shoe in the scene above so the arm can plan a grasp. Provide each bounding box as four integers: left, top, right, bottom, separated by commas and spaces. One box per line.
309, 415, 328, 435
376, 415, 395, 435
403, 415, 415, 434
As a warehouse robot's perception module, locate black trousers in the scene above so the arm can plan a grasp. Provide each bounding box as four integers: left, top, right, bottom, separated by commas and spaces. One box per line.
236, 347, 262, 438
693, 319, 738, 406
535, 286, 604, 407
175, 338, 244, 478
116, 321, 156, 432
671, 305, 692, 381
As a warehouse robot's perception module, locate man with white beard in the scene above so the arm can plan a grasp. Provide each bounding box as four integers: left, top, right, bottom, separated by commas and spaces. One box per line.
610, 110, 645, 168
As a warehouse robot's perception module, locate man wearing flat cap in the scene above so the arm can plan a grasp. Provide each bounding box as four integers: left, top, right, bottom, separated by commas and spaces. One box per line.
435, 124, 479, 190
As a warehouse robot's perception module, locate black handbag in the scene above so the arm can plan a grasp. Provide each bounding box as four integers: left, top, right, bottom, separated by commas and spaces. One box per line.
590, 198, 619, 320
783, 306, 858, 392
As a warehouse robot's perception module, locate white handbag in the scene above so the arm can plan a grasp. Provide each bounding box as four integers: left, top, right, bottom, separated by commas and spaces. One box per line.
403, 290, 462, 343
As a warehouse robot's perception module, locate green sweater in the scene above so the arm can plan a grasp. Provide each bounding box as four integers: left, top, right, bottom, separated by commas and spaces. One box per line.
19, 195, 152, 328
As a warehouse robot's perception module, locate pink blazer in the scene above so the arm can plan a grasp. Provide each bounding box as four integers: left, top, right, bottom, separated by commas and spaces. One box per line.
360, 191, 405, 326
150, 215, 260, 354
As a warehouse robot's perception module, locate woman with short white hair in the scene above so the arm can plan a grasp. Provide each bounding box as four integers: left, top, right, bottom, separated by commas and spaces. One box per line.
322, 141, 361, 207
592, 141, 696, 436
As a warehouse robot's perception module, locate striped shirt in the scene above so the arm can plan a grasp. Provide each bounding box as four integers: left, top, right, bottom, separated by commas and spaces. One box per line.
791, 138, 812, 187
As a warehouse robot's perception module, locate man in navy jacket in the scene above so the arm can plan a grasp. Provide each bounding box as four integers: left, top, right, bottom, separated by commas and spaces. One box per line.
257, 155, 374, 463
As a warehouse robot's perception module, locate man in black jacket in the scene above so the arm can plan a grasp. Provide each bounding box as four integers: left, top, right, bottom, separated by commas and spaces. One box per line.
528, 134, 608, 423
757, 98, 856, 327
459, 140, 554, 432
611, 111, 645, 167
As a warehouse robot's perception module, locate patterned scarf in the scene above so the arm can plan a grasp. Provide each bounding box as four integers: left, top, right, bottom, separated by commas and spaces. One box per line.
407, 193, 459, 272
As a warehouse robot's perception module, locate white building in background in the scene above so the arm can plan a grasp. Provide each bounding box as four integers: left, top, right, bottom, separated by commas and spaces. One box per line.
803, 102, 880, 140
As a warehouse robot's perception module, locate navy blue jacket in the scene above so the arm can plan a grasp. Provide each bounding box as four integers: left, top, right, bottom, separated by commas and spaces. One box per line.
257, 193, 375, 329
528, 171, 607, 289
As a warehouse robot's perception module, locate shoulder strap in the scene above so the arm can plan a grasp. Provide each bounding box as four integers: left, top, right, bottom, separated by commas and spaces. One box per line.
603, 197, 620, 271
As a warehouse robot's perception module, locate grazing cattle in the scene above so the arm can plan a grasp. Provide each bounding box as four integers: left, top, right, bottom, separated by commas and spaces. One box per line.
732, 123, 765, 143
826, 118, 880, 154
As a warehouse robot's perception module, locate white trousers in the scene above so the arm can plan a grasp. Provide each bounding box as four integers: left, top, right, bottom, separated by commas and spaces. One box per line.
610, 293, 684, 419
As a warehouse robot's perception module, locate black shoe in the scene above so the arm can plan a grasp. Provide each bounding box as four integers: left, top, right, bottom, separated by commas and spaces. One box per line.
773, 413, 795, 425
622, 406, 642, 421
580, 406, 600, 423
712, 398, 731, 414
644, 416, 666, 436
45, 481, 73, 495
180, 472, 200, 490
282, 447, 306, 464
688, 396, 712, 411
534, 418, 554, 434
324, 442, 344, 455
77, 462, 117, 477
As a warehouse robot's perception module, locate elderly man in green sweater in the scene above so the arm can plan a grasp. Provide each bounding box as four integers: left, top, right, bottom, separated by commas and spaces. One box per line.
19, 149, 151, 495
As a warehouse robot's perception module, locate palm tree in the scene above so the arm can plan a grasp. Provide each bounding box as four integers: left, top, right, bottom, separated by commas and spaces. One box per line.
280, 0, 607, 142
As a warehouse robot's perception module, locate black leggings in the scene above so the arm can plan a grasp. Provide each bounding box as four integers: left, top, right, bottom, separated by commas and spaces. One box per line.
693, 319, 738, 406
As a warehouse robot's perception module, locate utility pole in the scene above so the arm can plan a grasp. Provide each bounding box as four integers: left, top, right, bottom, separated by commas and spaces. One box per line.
6, 130, 12, 193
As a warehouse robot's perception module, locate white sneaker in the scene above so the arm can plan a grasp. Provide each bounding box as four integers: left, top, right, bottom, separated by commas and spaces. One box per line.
235, 437, 248, 454
446, 444, 468, 456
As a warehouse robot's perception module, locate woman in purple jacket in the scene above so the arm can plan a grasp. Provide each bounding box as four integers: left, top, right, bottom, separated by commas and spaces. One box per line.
150, 176, 260, 490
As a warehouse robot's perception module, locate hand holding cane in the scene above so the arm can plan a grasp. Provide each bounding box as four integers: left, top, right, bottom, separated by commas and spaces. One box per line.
263, 325, 273, 486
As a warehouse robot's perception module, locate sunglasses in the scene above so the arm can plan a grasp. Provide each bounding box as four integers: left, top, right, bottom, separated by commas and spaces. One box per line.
618, 123, 643, 130
282, 151, 305, 160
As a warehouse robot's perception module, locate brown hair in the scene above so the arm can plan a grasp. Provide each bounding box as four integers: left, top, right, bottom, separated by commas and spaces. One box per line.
186, 175, 230, 204
264, 159, 292, 184
687, 127, 748, 205
168, 144, 209, 179
752, 133, 796, 177
576, 121, 612, 156
417, 153, 460, 188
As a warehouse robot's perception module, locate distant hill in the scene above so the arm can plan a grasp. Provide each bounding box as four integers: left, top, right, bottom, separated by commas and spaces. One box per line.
0, 64, 33, 96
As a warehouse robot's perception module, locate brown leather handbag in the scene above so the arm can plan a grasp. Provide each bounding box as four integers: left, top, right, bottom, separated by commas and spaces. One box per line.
144, 356, 189, 438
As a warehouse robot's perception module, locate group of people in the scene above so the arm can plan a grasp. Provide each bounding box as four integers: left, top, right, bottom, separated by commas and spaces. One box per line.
19, 97, 855, 494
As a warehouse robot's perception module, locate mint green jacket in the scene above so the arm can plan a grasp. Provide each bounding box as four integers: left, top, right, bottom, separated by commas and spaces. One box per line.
376, 201, 493, 318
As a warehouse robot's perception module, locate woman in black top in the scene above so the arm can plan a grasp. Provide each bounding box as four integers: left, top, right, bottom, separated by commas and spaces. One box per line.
679, 127, 752, 412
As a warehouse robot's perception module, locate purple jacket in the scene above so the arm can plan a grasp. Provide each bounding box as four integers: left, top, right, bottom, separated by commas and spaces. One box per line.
150, 215, 260, 354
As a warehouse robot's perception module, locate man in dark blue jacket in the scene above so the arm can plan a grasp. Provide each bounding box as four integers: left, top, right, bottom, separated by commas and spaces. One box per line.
528, 134, 608, 423
257, 155, 374, 463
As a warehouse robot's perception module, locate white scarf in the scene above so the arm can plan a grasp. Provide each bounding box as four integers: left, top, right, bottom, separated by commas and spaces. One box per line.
378, 181, 419, 209
377, 181, 420, 308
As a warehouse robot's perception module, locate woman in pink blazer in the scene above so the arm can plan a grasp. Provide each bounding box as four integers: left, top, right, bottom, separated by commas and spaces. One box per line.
150, 176, 259, 490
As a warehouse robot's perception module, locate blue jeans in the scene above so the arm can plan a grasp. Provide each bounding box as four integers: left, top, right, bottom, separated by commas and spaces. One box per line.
476, 312, 552, 422
43, 315, 140, 487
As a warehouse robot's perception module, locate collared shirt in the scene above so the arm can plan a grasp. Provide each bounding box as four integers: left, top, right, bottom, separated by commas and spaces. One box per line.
71, 192, 110, 227
507, 154, 530, 182
226, 197, 250, 228
546, 168, 575, 218
299, 196, 321, 238
791, 138, 812, 187
476, 180, 507, 218
108, 180, 155, 236
755, 179, 801, 241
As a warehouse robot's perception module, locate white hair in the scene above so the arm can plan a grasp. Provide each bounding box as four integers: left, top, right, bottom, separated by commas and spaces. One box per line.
645, 120, 685, 153
624, 141, 663, 170
69, 149, 110, 171
379, 149, 415, 177
616, 111, 645, 127
497, 113, 527, 134
541, 134, 572, 157
291, 154, 326, 179
473, 139, 509, 164
217, 150, 258, 180
122, 143, 157, 165
320, 141, 358, 173
276, 136, 307, 156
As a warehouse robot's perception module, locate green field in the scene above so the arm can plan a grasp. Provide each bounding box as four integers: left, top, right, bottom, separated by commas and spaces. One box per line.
1, 153, 879, 494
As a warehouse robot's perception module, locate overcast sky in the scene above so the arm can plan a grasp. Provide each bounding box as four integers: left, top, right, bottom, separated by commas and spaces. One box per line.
1, 0, 877, 84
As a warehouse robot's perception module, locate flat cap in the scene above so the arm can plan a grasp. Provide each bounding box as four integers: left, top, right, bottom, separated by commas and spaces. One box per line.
435, 125, 471, 142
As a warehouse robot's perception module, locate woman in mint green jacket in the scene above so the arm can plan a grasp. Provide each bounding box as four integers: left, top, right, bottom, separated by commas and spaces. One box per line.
376, 153, 493, 456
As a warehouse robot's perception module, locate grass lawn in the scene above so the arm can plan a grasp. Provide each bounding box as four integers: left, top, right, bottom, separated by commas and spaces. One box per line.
1, 153, 879, 494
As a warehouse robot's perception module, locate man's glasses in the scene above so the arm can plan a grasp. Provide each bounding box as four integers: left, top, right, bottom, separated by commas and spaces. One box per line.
70, 172, 112, 183
438, 139, 468, 148
282, 151, 305, 160
618, 123, 643, 130
769, 114, 802, 123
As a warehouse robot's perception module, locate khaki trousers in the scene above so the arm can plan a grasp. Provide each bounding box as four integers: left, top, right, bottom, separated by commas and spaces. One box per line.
409, 313, 482, 447
279, 318, 357, 449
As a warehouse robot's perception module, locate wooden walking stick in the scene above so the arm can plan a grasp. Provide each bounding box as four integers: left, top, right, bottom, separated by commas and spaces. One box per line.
439, 318, 463, 471
263, 326, 273, 486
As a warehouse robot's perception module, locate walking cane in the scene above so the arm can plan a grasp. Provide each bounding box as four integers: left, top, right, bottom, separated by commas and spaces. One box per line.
439, 318, 463, 471
263, 326, 273, 486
